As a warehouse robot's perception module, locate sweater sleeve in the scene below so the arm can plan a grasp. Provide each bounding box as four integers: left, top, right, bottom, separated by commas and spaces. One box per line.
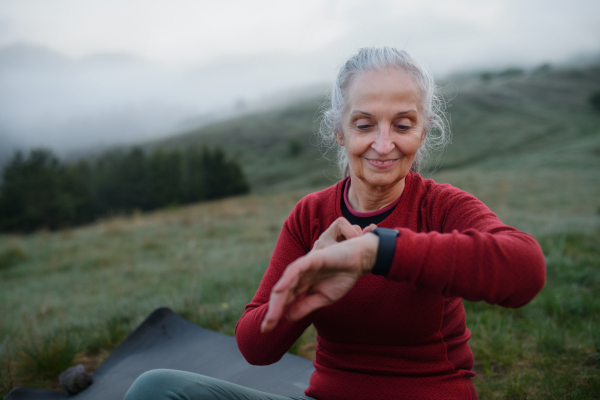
235, 203, 316, 365
387, 185, 546, 308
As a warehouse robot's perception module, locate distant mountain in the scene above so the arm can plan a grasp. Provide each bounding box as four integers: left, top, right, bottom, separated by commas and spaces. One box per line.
0, 43, 210, 154
0, 42, 331, 156
0, 43, 150, 71
0, 43, 71, 71
77, 52, 148, 69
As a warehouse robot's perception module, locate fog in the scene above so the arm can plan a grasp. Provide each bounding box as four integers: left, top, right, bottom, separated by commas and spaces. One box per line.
0, 0, 599, 163
0, 43, 332, 159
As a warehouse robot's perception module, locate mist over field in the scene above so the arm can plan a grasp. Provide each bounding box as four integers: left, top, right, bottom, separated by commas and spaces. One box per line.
0, 42, 331, 163
2, 41, 600, 170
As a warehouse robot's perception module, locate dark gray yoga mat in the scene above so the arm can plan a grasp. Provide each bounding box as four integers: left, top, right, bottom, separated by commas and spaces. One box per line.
6, 307, 315, 400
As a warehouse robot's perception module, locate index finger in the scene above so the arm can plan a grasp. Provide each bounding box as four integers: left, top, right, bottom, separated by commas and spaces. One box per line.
260, 259, 305, 333
261, 287, 291, 333
261, 249, 325, 332
362, 224, 377, 234
331, 217, 362, 242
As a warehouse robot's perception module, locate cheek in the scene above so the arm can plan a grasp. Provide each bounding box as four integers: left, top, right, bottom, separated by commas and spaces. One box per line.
402, 134, 424, 154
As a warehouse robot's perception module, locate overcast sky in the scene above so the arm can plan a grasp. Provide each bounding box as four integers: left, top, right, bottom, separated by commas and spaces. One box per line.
2, 0, 599, 73
0, 0, 599, 155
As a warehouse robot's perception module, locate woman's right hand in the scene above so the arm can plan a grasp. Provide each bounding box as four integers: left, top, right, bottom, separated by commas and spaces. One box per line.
312, 217, 375, 251
261, 232, 379, 333
259, 218, 380, 333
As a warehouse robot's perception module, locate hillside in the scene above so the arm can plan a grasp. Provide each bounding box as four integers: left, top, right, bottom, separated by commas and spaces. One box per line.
2, 64, 600, 399
149, 98, 335, 191
148, 64, 600, 235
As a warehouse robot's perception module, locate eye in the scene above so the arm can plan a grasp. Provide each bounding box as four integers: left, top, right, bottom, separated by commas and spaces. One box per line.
395, 118, 413, 132
354, 117, 374, 131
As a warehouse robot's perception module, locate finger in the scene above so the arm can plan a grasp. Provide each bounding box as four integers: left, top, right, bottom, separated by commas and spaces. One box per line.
362, 224, 378, 234
261, 269, 301, 332
261, 255, 318, 332
286, 292, 332, 322
334, 218, 362, 241
313, 218, 346, 250
261, 285, 296, 332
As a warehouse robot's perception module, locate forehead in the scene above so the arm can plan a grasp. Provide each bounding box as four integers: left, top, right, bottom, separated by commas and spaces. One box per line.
344, 67, 422, 113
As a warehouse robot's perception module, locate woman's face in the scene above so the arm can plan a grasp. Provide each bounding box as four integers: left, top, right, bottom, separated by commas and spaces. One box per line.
337, 67, 426, 189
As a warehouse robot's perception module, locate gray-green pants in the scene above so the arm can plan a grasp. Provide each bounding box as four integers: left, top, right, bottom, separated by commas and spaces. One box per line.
124, 369, 316, 400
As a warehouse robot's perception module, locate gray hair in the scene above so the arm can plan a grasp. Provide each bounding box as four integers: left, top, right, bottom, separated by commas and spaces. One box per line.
318, 47, 451, 177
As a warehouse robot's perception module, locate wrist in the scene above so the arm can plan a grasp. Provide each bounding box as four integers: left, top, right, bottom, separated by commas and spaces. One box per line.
361, 233, 379, 274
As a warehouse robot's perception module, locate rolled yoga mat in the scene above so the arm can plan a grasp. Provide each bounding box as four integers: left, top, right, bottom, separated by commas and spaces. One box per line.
6, 307, 315, 400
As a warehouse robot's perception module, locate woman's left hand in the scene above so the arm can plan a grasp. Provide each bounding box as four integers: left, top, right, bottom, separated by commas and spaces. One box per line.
260, 232, 379, 333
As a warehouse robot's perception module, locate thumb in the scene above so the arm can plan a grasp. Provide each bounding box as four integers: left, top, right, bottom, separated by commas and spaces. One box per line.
362, 224, 377, 234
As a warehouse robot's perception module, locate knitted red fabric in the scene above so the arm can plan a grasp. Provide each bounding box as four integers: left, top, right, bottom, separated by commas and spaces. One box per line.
235, 172, 546, 400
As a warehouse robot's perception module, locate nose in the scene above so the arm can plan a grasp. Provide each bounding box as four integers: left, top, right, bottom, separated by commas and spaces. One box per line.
372, 126, 395, 155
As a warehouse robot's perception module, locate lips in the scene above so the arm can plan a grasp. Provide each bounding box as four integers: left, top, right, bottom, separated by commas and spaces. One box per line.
371, 160, 394, 165
365, 158, 398, 169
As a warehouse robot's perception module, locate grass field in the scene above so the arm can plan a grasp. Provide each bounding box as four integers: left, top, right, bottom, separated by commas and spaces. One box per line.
0, 188, 598, 398
1, 64, 600, 398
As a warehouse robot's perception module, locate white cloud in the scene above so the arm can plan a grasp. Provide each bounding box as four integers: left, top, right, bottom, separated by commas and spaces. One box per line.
1, 0, 596, 69
0, 0, 351, 65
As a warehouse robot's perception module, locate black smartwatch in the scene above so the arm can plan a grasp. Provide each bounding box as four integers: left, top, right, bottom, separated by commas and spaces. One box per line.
369, 227, 400, 276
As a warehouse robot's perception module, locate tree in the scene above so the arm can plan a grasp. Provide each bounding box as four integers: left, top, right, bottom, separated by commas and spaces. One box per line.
198, 146, 249, 200
0, 145, 250, 232
589, 91, 600, 113
149, 149, 183, 208
0, 149, 94, 231
94, 148, 153, 213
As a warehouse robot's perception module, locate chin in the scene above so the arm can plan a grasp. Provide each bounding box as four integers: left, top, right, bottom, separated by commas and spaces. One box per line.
363, 172, 403, 188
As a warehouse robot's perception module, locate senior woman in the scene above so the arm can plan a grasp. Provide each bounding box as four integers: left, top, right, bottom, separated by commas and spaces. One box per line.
125, 47, 546, 400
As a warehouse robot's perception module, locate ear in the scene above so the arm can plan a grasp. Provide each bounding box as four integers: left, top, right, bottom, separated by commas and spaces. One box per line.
334, 130, 344, 146
420, 121, 430, 146
420, 129, 428, 146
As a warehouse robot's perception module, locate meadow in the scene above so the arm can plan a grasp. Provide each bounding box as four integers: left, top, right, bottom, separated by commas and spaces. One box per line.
1, 64, 600, 399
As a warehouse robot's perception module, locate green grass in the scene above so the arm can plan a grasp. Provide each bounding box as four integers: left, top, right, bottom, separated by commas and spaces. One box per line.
2, 64, 600, 398
0, 192, 307, 396
465, 232, 600, 398
1, 190, 598, 398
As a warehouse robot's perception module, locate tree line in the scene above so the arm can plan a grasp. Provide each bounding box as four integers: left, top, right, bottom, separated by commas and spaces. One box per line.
0, 146, 249, 232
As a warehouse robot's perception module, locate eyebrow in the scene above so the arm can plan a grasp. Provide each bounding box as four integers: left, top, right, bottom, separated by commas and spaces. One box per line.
351, 110, 417, 116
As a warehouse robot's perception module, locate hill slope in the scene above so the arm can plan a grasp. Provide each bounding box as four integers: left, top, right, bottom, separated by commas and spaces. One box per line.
153, 65, 600, 178
148, 64, 600, 234
2, 65, 599, 399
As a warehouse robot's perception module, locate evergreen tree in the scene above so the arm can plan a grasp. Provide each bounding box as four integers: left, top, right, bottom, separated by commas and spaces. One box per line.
198, 146, 249, 200
0, 149, 94, 231
0, 145, 249, 232
149, 149, 183, 207
94, 148, 153, 213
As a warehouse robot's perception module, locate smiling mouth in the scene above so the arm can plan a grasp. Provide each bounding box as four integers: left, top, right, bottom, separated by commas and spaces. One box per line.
366, 158, 398, 165
371, 160, 395, 165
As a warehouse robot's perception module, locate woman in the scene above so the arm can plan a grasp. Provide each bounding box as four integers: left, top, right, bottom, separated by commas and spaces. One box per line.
126, 47, 546, 400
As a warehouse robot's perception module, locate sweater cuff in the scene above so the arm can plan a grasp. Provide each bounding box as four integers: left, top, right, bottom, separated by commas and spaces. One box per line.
388, 228, 458, 286
388, 228, 435, 283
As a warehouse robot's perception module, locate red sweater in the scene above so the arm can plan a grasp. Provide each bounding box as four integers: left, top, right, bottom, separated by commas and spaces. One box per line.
235, 173, 546, 400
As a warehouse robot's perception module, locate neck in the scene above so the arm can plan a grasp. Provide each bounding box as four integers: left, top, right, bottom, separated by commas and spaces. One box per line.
347, 175, 406, 213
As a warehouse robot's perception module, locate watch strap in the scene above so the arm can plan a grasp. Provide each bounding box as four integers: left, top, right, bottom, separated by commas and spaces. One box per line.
370, 227, 400, 276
